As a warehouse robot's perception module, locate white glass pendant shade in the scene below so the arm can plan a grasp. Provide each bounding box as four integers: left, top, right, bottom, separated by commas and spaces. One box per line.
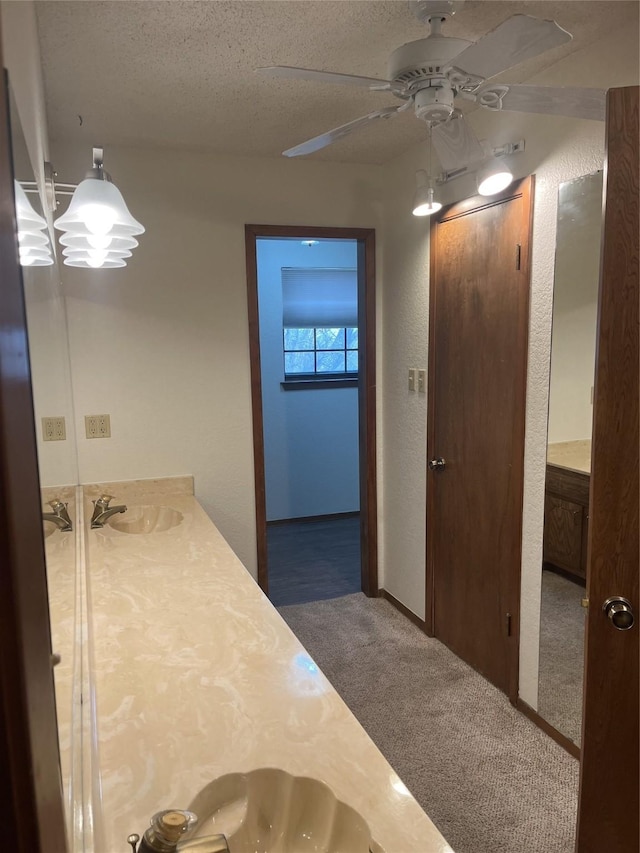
54, 178, 145, 237
14, 181, 47, 229
60, 232, 139, 252
18, 230, 50, 249
14, 181, 54, 266
477, 162, 513, 196
62, 246, 132, 269
20, 248, 54, 266
412, 171, 442, 217
63, 255, 127, 269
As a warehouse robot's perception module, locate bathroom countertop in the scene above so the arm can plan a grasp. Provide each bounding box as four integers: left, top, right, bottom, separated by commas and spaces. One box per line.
547, 439, 592, 474
85, 478, 453, 853
42, 485, 77, 825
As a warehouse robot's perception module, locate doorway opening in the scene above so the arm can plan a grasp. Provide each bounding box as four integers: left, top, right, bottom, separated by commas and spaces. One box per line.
245, 225, 377, 605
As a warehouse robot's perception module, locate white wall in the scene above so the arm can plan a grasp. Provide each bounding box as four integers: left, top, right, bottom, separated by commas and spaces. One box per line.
379, 21, 639, 709
52, 142, 384, 576
257, 238, 359, 521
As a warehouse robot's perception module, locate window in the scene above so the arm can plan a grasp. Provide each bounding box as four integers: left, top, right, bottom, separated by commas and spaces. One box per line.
284, 327, 358, 378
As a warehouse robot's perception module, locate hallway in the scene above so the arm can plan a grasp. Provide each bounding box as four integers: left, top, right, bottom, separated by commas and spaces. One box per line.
267, 514, 360, 606
279, 593, 579, 853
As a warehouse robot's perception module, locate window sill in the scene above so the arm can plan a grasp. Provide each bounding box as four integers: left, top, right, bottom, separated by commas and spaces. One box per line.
280, 378, 359, 391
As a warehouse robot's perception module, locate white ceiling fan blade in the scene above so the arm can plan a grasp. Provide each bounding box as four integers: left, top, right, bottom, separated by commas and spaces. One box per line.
431, 115, 485, 173
283, 107, 401, 157
256, 66, 405, 93
449, 15, 572, 86
478, 84, 606, 122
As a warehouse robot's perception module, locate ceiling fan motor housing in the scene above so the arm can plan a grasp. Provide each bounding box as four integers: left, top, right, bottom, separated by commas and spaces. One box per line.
414, 86, 455, 122
387, 35, 471, 88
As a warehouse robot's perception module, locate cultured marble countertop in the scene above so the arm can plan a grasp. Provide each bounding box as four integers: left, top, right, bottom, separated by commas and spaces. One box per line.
547, 439, 592, 474
42, 484, 77, 820
84, 478, 453, 853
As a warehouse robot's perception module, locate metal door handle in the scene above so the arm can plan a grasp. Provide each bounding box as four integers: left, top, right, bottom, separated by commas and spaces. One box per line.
603, 597, 634, 630
429, 457, 446, 471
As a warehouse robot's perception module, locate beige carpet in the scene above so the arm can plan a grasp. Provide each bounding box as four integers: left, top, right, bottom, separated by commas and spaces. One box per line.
279, 593, 579, 853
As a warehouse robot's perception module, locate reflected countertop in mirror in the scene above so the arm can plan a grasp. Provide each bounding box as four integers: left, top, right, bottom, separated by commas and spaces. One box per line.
547, 439, 592, 474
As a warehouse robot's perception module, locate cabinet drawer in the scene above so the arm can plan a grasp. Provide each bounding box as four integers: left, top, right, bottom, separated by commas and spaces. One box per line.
546, 464, 590, 505
544, 494, 585, 575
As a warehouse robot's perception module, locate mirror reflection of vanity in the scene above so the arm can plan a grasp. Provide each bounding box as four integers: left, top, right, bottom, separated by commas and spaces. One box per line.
538, 171, 603, 747
8, 85, 80, 840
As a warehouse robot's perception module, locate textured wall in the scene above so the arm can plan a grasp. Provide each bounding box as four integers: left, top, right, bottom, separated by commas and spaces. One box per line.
53, 143, 384, 577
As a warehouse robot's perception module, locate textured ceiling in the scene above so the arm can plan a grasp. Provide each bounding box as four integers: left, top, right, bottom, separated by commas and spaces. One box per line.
35, 0, 638, 165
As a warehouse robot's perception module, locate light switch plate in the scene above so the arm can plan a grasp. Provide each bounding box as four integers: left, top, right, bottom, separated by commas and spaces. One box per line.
42, 417, 66, 442
85, 414, 111, 439
408, 368, 417, 391
418, 369, 426, 393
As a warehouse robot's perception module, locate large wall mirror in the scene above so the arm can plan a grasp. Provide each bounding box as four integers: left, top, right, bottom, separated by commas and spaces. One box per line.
539, 170, 603, 746
8, 83, 79, 835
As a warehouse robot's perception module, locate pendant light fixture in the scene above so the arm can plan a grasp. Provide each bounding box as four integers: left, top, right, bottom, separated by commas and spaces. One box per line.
14, 181, 54, 266
412, 125, 442, 217
54, 147, 144, 268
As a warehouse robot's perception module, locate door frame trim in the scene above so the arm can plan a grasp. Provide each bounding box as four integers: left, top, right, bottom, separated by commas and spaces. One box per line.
425, 176, 534, 701
245, 224, 378, 598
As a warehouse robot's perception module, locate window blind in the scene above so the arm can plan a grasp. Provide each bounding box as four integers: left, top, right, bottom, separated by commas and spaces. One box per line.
281, 267, 358, 328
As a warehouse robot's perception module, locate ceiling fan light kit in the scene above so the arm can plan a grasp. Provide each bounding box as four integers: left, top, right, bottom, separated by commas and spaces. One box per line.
258, 0, 606, 199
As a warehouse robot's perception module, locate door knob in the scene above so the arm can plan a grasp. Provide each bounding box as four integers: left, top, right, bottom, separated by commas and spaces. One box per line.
603, 597, 635, 630
429, 457, 446, 471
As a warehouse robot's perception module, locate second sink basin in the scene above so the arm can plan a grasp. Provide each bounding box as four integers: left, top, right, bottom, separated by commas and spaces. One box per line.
188, 768, 384, 853
108, 505, 183, 534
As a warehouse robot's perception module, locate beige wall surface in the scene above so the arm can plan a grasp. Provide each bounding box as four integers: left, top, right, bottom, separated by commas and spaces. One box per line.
51, 142, 384, 577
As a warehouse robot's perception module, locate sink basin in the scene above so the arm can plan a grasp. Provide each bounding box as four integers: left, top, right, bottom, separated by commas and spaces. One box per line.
107, 505, 183, 534
188, 768, 383, 853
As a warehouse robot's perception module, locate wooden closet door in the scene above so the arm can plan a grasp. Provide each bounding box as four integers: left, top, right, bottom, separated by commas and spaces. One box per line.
426, 178, 533, 699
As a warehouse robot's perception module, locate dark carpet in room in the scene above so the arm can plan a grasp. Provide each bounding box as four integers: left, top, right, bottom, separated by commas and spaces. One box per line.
267, 514, 360, 606
278, 593, 579, 853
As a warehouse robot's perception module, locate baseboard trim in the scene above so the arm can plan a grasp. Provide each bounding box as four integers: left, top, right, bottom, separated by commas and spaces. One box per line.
379, 589, 427, 632
515, 698, 581, 760
267, 511, 360, 526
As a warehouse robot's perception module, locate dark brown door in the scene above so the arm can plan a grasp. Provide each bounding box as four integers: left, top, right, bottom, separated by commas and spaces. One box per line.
0, 49, 67, 853
426, 178, 533, 699
576, 86, 639, 853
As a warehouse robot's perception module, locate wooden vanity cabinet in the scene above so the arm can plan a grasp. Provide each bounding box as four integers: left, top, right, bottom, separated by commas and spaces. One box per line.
543, 464, 590, 581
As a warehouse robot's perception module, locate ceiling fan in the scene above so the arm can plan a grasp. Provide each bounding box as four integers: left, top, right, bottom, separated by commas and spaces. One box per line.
256, 0, 606, 173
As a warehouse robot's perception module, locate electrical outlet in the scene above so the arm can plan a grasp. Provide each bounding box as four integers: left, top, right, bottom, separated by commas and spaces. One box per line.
85, 414, 111, 439
408, 368, 417, 392
42, 417, 66, 442
417, 369, 426, 393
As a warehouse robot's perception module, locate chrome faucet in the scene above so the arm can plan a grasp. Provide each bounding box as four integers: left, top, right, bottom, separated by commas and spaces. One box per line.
91, 494, 127, 529
42, 499, 73, 532
127, 809, 229, 853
